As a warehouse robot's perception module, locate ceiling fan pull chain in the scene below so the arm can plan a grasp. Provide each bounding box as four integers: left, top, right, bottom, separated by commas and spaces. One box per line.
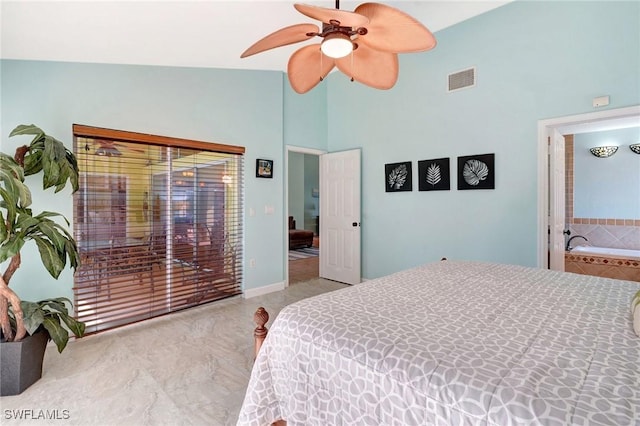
350, 51, 354, 82
319, 50, 324, 82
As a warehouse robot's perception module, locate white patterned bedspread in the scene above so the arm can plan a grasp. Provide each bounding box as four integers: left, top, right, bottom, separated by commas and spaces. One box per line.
238, 261, 640, 425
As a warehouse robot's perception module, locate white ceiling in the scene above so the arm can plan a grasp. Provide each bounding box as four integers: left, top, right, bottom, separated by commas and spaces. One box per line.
1, 0, 512, 72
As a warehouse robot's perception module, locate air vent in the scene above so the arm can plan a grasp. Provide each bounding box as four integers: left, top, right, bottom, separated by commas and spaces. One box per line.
448, 67, 476, 92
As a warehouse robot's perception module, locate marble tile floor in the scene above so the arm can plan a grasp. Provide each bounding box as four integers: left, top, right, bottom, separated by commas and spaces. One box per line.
1, 278, 348, 426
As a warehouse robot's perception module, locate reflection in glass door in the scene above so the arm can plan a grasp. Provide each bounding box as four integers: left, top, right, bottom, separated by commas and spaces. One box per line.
77, 174, 127, 243
151, 160, 229, 307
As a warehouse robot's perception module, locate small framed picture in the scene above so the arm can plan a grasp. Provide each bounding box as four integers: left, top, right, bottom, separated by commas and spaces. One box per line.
418, 158, 450, 191
457, 153, 495, 190
256, 159, 273, 178
385, 161, 412, 192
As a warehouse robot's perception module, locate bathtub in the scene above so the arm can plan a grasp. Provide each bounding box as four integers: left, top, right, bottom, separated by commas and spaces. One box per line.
570, 245, 640, 261
565, 246, 640, 282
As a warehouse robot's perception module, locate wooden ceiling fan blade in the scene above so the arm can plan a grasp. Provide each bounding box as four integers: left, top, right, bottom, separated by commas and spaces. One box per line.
287, 44, 335, 94
241, 23, 319, 58
335, 43, 398, 90
294, 3, 369, 27
354, 3, 436, 53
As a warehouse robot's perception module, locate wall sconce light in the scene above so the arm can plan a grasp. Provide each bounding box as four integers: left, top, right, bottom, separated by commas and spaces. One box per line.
589, 146, 618, 158
630, 143, 640, 154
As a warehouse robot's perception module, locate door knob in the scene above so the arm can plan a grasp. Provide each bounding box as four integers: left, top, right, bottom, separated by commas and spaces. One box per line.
352, 222, 360, 227
563, 229, 571, 236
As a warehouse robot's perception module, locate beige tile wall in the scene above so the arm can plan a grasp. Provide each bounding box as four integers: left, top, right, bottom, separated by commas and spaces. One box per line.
565, 253, 640, 282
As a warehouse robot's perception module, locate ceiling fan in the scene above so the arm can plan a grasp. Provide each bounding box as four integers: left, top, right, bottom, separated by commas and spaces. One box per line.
85, 139, 145, 157
241, 1, 436, 94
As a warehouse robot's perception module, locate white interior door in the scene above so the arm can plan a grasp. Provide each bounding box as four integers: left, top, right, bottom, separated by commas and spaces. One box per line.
319, 149, 361, 284
549, 129, 566, 271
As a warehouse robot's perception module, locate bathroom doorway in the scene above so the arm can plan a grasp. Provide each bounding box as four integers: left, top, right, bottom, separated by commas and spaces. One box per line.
538, 105, 640, 271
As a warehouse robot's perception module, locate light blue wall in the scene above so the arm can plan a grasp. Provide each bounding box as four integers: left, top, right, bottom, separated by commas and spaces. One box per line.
0, 61, 324, 302
288, 153, 319, 233
574, 127, 640, 219
288, 152, 305, 228
303, 154, 319, 232
283, 83, 327, 150
326, 1, 640, 278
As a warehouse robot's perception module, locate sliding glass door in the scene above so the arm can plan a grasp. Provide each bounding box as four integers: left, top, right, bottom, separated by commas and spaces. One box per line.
73, 126, 244, 334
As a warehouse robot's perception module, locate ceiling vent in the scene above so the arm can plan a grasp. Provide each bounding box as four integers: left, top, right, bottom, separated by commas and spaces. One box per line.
448, 67, 476, 92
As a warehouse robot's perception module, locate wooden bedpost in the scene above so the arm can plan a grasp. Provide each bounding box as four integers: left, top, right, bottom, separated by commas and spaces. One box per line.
253, 308, 288, 425
253, 307, 269, 359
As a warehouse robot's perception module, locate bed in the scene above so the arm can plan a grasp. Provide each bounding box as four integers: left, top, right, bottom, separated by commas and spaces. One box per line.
238, 260, 640, 425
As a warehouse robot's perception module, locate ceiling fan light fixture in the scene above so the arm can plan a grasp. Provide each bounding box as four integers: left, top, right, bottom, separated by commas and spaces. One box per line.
321, 32, 353, 58
241, 2, 435, 93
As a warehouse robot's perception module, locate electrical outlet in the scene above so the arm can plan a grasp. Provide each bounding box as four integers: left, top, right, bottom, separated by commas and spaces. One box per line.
249, 258, 256, 268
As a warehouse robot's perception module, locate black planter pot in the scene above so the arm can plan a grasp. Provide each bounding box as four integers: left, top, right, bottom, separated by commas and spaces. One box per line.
0, 330, 49, 396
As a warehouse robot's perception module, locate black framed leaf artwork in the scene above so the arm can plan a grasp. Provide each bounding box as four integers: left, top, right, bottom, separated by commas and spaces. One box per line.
385, 161, 412, 192
457, 153, 495, 190
418, 158, 450, 191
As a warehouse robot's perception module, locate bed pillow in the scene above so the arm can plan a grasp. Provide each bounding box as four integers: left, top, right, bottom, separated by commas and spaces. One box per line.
633, 290, 640, 337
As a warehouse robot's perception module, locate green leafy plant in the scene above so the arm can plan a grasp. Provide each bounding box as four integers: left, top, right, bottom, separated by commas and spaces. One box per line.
8, 298, 85, 352
0, 124, 85, 352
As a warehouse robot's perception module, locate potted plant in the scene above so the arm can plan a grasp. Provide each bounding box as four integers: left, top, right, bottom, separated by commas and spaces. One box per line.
0, 124, 85, 396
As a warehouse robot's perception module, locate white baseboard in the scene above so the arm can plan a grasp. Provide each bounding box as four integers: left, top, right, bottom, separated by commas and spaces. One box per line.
243, 281, 286, 299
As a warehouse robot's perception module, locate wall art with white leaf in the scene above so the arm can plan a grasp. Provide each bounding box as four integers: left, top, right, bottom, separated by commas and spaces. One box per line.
385, 161, 413, 192
418, 158, 450, 191
457, 153, 495, 190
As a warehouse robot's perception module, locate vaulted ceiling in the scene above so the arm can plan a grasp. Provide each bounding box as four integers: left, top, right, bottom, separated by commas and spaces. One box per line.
1, 1, 511, 72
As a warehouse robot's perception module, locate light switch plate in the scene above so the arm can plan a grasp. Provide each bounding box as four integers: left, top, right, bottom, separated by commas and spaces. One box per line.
592, 95, 610, 107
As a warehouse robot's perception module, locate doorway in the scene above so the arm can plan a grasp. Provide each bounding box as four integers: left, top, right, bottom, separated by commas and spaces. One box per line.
285, 146, 324, 285
537, 105, 640, 270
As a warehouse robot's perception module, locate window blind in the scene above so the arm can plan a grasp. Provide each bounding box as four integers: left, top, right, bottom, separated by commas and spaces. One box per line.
72, 125, 244, 334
